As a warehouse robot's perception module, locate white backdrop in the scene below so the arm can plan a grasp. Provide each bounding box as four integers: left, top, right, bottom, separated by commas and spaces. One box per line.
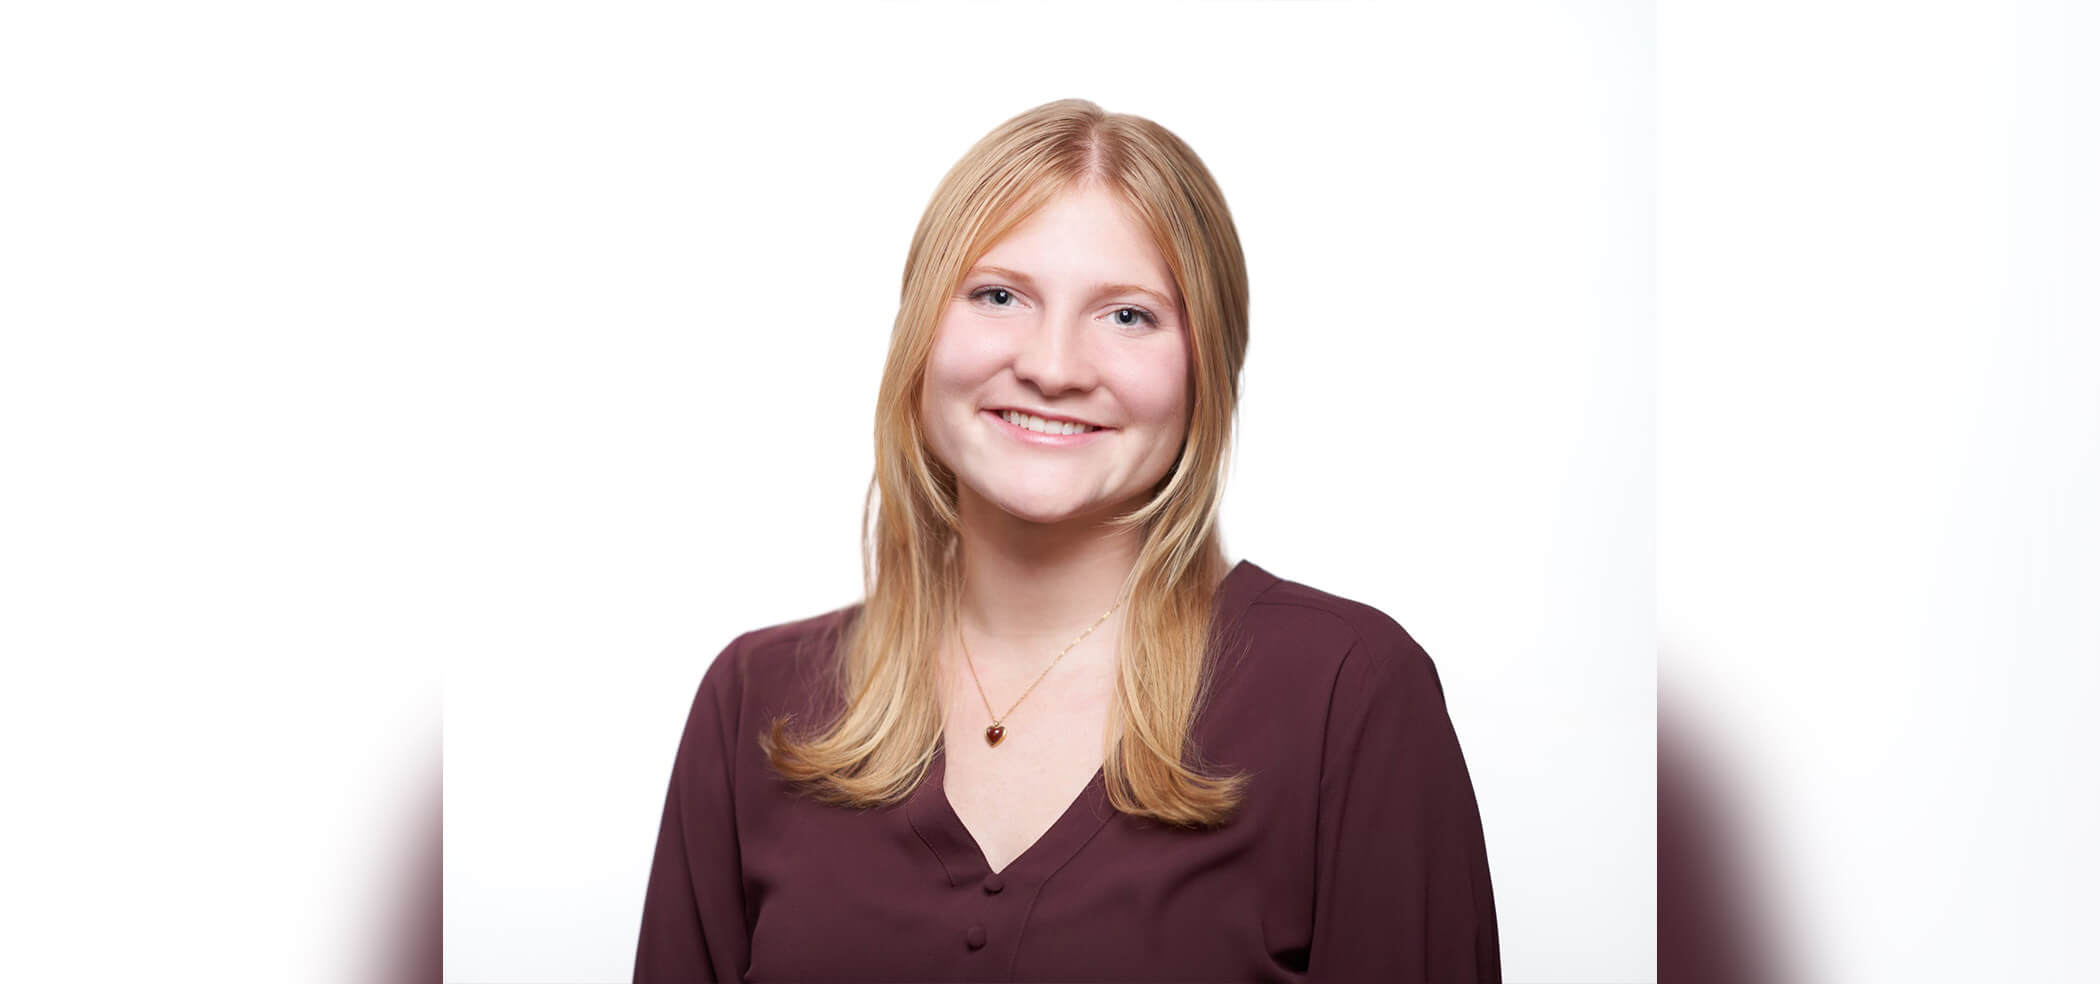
436, 2, 1653, 982
0, 1, 1657, 982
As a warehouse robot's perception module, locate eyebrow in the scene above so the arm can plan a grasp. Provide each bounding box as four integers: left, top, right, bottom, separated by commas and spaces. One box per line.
966, 265, 1178, 312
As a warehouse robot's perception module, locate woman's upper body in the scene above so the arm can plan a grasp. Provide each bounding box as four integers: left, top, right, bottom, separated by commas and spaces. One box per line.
638, 97, 1500, 983
633, 557, 1501, 983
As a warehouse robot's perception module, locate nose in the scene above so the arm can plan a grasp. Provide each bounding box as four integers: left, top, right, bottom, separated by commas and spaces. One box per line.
1009, 307, 1098, 398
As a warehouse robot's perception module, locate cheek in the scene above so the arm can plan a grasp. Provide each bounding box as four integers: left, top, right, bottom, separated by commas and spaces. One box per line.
918, 333, 969, 424
922, 313, 1004, 400
1105, 346, 1191, 445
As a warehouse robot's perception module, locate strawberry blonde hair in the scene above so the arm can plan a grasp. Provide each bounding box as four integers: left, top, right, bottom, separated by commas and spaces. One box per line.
760, 98, 1252, 828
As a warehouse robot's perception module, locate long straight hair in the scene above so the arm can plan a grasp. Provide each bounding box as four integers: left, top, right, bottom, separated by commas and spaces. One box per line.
760, 99, 1252, 828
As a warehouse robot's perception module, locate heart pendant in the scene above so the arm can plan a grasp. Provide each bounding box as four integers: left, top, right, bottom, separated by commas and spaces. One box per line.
984, 723, 1006, 747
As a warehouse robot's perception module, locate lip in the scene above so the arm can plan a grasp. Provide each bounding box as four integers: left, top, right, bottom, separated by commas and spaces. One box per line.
983, 405, 1109, 429
982, 408, 1114, 447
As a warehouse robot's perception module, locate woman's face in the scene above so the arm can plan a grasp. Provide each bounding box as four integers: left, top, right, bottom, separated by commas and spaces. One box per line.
919, 183, 1191, 528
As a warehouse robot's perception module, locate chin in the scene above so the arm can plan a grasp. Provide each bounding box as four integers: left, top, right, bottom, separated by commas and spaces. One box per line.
983, 487, 1101, 526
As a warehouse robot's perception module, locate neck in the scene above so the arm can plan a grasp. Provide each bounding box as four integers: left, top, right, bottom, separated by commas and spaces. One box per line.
953, 488, 1143, 656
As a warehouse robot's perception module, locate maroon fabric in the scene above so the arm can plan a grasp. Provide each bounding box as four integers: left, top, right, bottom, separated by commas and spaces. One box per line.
634, 559, 1501, 982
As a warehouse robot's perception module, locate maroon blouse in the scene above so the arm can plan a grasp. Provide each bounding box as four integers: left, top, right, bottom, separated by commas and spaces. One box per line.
634, 559, 1501, 982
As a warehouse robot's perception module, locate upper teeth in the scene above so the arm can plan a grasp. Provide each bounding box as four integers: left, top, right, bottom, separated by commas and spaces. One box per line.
1001, 410, 1099, 435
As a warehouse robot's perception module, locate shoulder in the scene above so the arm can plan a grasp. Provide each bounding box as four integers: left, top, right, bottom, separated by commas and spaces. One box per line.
728, 602, 860, 667
1245, 567, 1431, 664
1238, 564, 1443, 698
702, 602, 862, 714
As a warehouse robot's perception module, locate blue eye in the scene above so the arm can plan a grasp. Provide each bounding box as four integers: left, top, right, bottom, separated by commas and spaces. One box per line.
968, 285, 1158, 330
1111, 307, 1157, 329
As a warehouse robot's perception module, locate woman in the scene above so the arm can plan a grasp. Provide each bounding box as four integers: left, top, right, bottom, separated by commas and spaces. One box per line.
634, 98, 1501, 983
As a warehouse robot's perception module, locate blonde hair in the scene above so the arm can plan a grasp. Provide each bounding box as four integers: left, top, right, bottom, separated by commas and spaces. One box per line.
760, 98, 1252, 828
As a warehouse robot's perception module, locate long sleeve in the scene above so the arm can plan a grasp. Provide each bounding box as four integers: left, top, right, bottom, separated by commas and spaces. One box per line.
1306, 620, 1502, 982
634, 635, 751, 983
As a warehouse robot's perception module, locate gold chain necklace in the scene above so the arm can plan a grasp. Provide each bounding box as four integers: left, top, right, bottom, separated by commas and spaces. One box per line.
953, 596, 1123, 747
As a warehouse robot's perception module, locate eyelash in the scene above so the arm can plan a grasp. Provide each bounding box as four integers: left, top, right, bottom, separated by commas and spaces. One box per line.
967, 285, 1159, 329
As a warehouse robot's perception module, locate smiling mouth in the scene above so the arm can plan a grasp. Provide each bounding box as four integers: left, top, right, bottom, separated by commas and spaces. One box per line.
988, 408, 1107, 436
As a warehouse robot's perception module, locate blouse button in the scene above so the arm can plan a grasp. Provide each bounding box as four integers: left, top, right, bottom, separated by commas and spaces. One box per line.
964, 924, 987, 949
982, 873, 1005, 894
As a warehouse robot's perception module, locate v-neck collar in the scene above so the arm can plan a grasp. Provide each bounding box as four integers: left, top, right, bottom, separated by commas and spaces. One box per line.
908, 745, 1110, 886
902, 558, 1278, 890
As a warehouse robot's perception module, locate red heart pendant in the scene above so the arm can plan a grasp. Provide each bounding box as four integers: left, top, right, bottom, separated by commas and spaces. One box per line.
984, 723, 1006, 747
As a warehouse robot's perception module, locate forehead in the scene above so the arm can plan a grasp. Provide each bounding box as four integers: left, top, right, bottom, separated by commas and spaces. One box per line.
973, 185, 1181, 306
